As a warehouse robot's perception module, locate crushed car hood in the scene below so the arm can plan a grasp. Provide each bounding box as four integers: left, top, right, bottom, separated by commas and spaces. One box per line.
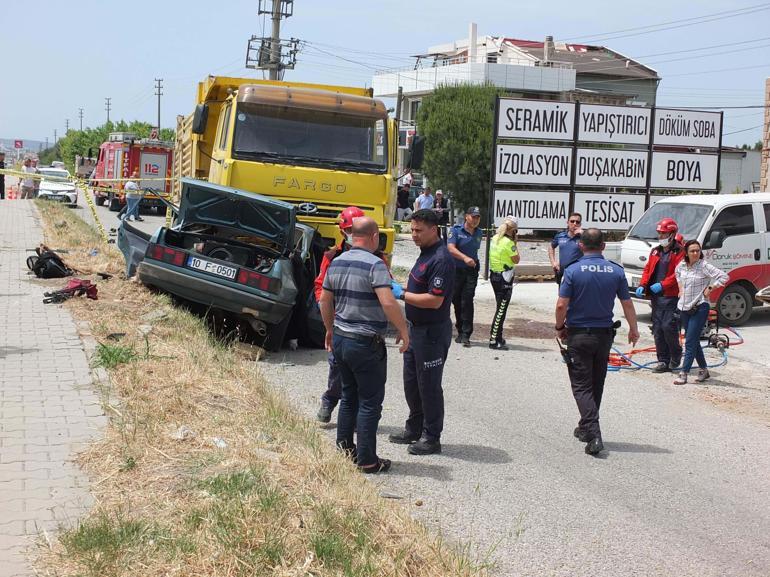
176, 178, 296, 252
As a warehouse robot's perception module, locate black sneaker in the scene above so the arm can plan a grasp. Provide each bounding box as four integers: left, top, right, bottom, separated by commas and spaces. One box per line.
669, 357, 682, 370
135, 216, 144, 222
651, 362, 671, 373
407, 438, 441, 455
573, 427, 591, 443
461, 336, 471, 348
585, 436, 604, 456
358, 458, 391, 474
489, 341, 509, 350
316, 405, 332, 423
388, 430, 420, 444
454, 334, 463, 344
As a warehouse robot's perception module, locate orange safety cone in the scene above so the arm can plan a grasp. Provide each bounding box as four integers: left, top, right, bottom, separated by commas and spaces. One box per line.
7, 186, 17, 200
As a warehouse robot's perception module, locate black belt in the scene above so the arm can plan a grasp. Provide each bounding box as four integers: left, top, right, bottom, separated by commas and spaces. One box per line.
568, 327, 614, 335
333, 327, 382, 343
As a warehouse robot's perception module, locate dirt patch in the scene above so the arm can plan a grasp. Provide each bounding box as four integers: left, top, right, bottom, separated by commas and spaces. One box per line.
475, 319, 554, 340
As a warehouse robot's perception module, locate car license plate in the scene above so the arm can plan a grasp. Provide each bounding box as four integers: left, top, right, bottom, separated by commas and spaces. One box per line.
187, 256, 237, 280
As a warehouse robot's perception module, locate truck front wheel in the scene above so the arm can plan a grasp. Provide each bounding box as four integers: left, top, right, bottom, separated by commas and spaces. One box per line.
717, 284, 753, 326
94, 194, 106, 206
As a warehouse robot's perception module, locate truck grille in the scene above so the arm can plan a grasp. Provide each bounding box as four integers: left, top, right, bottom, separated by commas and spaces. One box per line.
280, 199, 375, 220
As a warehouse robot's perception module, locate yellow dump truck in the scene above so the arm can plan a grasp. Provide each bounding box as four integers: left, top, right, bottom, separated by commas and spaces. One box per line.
173, 76, 398, 255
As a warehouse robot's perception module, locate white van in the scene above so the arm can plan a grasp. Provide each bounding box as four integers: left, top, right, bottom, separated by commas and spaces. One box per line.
622, 193, 770, 326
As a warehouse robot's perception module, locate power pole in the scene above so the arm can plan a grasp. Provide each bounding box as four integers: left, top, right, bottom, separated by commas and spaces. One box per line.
65, 119, 69, 134
246, 1, 298, 79
154, 79, 163, 131
54, 129, 57, 146
105, 97, 112, 123
78, 108, 84, 130
269, 0, 282, 80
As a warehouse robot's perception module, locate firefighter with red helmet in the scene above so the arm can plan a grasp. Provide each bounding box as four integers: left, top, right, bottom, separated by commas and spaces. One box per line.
636, 217, 685, 372
314, 207, 370, 422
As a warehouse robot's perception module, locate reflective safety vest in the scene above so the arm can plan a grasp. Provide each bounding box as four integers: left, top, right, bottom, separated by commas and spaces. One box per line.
490, 236, 517, 273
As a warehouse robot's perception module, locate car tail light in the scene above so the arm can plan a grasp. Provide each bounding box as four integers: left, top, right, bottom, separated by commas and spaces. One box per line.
146, 243, 186, 267
236, 269, 280, 293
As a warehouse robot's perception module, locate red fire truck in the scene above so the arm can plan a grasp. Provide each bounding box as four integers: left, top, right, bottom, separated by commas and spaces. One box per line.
91, 132, 174, 212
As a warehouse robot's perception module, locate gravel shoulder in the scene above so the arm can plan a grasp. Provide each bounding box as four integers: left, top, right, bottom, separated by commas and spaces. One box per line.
262, 244, 770, 577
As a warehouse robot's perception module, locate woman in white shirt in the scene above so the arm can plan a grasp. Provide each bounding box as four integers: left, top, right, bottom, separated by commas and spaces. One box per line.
673, 240, 729, 385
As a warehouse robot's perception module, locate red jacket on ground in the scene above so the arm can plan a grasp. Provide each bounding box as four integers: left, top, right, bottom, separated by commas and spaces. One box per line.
639, 242, 685, 297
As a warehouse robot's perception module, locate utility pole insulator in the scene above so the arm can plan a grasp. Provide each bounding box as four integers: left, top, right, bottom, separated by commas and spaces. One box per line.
246, 0, 298, 80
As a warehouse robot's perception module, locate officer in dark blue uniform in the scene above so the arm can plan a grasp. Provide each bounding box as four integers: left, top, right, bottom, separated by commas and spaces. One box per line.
389, 209, 455, 455
554, 228, 640, 456
549, 213, 583, 285
447, 206, 482, 347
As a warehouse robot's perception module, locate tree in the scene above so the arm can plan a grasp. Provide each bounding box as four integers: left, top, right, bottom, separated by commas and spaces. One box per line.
416, 84, 506, 221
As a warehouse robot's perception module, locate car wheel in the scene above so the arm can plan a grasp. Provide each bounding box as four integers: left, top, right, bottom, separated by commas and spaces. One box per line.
108, 193, 121, 212
95, 194, 106, 206
717, 284, 753, 326
262, 313, 292, 352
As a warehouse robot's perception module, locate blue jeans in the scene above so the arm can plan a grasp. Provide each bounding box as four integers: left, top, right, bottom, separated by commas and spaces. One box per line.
320, 351, 342, 410
123, 196, 141, 220
332, 333, 387, 467
680, 302, 709, 373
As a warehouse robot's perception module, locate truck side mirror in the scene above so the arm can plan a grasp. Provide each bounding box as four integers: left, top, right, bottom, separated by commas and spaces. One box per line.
407, 135, 425, 170
192, 104, 209, 135
705, 230, 724, 249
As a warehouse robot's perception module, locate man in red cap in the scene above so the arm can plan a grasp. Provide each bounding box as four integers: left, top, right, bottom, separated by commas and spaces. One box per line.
636, 218, 685, 372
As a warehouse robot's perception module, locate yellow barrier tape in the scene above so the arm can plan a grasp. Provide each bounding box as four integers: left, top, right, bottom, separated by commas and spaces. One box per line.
81, 178, 109, 244
0, 168, 172, 183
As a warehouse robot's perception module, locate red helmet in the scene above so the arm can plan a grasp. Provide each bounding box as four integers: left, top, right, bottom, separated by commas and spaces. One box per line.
656, 218, 678, 234
339, 206, 365, 231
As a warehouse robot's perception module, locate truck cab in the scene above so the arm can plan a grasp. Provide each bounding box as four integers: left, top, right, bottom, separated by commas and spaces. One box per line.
623, 193, 770, 325
175, 77, 397, 255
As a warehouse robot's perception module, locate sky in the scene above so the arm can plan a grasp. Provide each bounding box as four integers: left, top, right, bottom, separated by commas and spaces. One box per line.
1, 0, 768, 147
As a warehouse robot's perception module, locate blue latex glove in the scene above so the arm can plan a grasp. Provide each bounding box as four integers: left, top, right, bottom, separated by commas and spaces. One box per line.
650, 282, 663, 294
391, 279, 404, 300
635, 286, 645, 298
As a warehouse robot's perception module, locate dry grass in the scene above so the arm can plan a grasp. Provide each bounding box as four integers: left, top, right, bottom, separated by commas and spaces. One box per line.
33, 201, 489, 577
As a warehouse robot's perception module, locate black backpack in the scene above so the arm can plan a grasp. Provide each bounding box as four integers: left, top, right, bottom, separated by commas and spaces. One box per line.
26, 247, 74, 279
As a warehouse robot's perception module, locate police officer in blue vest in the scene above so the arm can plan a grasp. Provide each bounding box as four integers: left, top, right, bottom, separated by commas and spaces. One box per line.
389, 209, 455, 455
447, 206, 483, 347
555, 228, 640, 456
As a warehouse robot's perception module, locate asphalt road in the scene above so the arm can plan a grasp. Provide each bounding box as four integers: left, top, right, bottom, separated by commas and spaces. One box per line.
263, 278, 770, 577
73, 186, 168, 240
68, 188, 770, 575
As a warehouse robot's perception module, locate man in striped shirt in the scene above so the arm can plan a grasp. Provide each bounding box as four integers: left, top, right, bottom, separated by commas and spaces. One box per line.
320, 217, 409, 474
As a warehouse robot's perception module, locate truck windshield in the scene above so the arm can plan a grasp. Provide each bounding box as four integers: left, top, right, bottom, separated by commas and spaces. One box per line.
232, 103, 387, 173
628, 202, 712, 241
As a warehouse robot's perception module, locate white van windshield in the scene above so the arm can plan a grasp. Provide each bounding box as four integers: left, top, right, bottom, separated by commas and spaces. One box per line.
628, 202, 712, 242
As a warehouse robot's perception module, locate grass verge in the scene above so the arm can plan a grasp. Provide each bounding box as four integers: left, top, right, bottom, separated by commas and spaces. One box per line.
33, 200, 489, 577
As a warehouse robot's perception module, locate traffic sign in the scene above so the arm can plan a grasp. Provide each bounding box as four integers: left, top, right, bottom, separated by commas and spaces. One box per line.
14, 140, 22, 149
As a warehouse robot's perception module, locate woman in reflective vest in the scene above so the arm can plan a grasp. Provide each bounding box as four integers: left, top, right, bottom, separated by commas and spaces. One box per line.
488, 217, 520, 350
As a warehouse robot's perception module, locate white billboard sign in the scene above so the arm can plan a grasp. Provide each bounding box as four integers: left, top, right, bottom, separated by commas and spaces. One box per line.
574, 193, 646, 230
494, 144, 572, 185
575, 149, 648, 188
493, 190, 569, 229
497, 99, 576, 141
650, 152, 719, 190
653, 108, 721, 148
578, 104, 651, 145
